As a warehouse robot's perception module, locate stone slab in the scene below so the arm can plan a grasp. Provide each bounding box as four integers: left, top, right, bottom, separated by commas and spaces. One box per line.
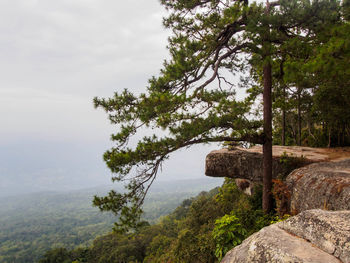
221, 224, 341, 263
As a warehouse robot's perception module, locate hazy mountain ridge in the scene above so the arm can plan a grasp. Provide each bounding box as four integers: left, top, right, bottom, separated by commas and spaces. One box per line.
0, 177, 222, 263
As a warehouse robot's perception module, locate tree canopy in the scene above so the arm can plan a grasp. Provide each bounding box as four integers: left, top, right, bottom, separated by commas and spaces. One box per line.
93, 0, 345, 232
41, 179, 274, 263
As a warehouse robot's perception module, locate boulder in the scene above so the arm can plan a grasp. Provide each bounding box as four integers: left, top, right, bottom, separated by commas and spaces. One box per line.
221, 224, 340, 263
279, 210, 350, 263
222, 209, 350, 263
286, 159, 350, 213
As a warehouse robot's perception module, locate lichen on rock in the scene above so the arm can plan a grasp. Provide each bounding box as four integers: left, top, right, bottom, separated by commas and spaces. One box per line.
286, 159, 350, 213
222, 210, 350, 263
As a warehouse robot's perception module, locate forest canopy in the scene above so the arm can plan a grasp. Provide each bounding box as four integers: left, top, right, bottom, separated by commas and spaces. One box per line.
93, 0, 350, 231
41, 179, 273, 263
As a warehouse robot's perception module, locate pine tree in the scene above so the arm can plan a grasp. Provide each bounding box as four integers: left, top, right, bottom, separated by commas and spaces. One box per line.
93, 0, 341, 231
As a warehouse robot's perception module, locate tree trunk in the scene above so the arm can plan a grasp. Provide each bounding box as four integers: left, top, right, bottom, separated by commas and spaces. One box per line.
297, 88, 301, 146
282, 85, 286, 146
262, 1, 273, 214
280, 56, 286, 146
263, 61, 273, 214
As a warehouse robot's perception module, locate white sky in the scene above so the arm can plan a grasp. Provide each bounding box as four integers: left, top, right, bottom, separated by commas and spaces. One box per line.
0, 0, 227, 195
0, 0, 170, 142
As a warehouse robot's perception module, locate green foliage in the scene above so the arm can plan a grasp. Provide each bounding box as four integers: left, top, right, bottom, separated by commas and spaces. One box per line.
0, 190, 116, 263
0, 179, 219, 263
269, 214, 291, 224
143, 234, 174, 263
38, 247, 91, 263
39, 248, 73, 263
93, 0, 285, 229
271, 1, 350, 148
307, 22, 350, 146
40, 179, 283, 262
92, 0, 347, 232
212, 180, 275, 261
5, 0, 350, 261
87, 230, 152, 263
278, 152, 308, 179
248, 183, 263, 211
212, 214, 247, 261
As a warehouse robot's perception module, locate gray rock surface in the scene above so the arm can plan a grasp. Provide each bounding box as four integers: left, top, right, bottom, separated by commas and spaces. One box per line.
279, 209, 350, 263
205, 148, 290, 182
286, 159, 350, 213
222, 224, 340, 263
222, 210, 349, 263
205, 146, 350, 182
206, 147, 350, 213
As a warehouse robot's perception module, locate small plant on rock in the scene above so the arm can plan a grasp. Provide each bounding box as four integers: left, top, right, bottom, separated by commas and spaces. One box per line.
212, 213, 247, 261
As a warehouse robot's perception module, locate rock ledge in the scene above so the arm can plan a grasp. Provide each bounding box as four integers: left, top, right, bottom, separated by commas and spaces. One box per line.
222, 210, 350, 263
206, 146, 350, 181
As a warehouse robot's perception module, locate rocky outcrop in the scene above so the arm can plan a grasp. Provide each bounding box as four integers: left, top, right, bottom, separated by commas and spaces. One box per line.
222, 209, 350, 263
208, 147, 350, 262
206, 146, 350, 211
206, 148, 270, 181
286, 159, 350, 213
222, 224, 340, 263
280, 210, 350, 262
205, 148, 297, 182
205, 146, 350, 182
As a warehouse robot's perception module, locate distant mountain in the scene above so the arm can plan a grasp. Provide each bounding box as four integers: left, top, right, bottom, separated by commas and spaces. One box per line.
0, 177, 223, 263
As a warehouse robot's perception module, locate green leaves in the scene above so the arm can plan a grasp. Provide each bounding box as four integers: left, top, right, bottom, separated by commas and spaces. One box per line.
93, 0, 347, 231
212, 213, 247, 261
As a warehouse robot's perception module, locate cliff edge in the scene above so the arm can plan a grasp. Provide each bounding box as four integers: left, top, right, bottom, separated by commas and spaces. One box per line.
222, 210, 350, 263
206, 146, 350, 262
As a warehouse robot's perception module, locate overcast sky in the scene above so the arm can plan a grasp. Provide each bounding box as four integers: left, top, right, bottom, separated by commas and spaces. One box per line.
0, 0, 226, 196
0, 0, 170, 142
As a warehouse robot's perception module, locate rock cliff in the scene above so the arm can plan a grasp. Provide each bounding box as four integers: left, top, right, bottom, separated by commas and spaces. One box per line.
206, 146, 350, 211
207, 146, 350, 262
205, 148, 289, 181
206, 146, 350, 181
222, 210, 350, 263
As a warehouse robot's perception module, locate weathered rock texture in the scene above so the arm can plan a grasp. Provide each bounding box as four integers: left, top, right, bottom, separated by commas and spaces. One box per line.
280, 210, 350, 263
222, 209, 350, 263
206, 146, 350, 212
208, 147, 350, 262
205, 148, 293, 181
244, 145, 350, 162
286, 159, 350, 213
206, 146, 350, 181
